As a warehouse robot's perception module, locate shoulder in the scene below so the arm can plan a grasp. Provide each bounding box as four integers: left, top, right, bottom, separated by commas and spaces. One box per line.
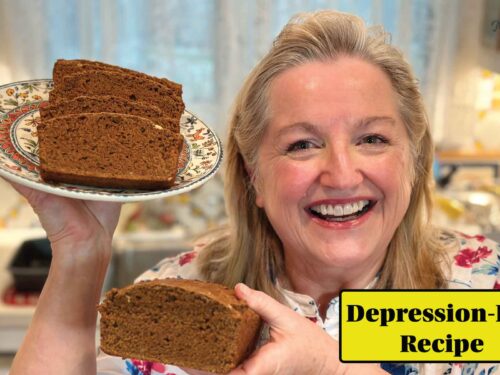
443, 230, 500, 289
134, 242, 207, 283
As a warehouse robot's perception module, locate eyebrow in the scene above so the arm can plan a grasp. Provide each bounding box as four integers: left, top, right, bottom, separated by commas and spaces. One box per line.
275, 122, 318, 137
276, 116, 397, 137
357, 116, 396, 128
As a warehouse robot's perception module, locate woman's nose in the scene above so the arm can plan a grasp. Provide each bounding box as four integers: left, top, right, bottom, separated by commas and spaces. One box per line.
319, 146, 363, 190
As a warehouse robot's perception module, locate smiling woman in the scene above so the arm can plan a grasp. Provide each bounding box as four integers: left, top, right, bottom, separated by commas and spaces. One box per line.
189, 10, 498, 374
197, 11, 441, 299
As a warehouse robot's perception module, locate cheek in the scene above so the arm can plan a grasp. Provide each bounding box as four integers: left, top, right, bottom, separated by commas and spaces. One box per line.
255, 160, 316, 207
369, 152, 412, 202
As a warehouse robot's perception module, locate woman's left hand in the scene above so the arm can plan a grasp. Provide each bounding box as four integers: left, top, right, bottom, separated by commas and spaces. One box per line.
229, 284, 387, 375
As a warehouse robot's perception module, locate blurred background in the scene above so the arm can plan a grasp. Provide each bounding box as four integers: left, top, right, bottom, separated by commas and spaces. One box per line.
0, 0, 500, 370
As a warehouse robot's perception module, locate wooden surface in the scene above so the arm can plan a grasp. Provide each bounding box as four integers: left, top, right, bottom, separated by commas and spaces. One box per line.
437, 150, 500, 162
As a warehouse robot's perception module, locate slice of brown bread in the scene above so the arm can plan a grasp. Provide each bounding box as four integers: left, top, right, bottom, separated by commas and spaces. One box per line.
40, 95, 180, 133
38, 113, 183, 189
98, 278, 262, 374
49, 70, 185, 120
53, 59, 182, 97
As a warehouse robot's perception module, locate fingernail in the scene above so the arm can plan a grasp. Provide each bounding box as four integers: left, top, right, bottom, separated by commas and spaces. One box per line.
236, 283, 250, 297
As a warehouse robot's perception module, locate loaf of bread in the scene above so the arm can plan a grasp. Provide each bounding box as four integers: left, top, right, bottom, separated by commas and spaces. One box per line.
53, 58, 182, 97
38, 113, 183, 189
98, 278, 262, 374
49, 69, 185, 120
40, 95, 180, 133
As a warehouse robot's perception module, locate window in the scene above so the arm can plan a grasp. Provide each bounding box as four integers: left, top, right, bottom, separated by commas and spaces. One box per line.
0, 0, 454, 132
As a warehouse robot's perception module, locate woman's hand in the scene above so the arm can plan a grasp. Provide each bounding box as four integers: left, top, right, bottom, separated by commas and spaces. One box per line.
9, 180, 121, 249
230, 284, 387, 375
5, 179, 122, 374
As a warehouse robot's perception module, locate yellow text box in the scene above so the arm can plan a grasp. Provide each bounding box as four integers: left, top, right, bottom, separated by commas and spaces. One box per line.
340, 290, 500, 362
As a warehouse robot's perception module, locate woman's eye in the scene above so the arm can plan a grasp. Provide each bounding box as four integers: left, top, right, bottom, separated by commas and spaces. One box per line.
360, 135, 388, 145
286, 140, 317, 152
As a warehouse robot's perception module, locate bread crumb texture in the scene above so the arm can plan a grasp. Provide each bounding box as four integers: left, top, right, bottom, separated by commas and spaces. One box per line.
98, 278, 262, 373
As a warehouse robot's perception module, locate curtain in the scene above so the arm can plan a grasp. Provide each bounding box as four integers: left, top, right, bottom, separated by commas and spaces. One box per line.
0, 0, 459, 139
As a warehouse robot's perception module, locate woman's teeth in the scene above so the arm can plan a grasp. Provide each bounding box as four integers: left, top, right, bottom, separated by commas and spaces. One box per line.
309, 200, 371, 221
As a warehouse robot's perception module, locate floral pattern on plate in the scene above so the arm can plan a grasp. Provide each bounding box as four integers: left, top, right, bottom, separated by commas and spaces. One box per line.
0, 79, 222, 202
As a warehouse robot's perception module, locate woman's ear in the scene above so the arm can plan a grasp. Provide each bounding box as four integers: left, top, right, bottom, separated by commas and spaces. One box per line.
255, 194, 264, 208
245, 164, 264, 208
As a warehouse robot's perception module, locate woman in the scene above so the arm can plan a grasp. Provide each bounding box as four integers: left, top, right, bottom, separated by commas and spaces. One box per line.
6, 10, 499, 375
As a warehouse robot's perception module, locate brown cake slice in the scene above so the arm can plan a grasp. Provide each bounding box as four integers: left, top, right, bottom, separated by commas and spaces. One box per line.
52, 58, 182, 97
37, 113, 183, 189
98, 278, 262, 374
40, 95, 180, 133
49, 70, 185, 120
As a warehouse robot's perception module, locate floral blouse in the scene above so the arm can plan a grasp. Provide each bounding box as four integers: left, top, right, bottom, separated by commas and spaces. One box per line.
96, 232, 500, 375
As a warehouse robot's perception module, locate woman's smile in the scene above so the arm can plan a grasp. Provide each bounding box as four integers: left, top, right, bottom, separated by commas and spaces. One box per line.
305, 198, 377, 232
306, 199, 374, 223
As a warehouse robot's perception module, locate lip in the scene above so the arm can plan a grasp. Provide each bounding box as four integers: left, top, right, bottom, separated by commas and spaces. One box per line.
304, 198, 377, 230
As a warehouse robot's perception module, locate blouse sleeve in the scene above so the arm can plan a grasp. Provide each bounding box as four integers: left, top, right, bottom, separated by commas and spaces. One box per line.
447, 232, 500, 290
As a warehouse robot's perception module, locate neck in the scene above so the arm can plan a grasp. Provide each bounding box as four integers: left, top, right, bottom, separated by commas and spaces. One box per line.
282, 253, 384, 319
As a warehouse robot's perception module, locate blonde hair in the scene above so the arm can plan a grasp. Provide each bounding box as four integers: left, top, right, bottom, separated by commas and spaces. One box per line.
198, 10, 449, 298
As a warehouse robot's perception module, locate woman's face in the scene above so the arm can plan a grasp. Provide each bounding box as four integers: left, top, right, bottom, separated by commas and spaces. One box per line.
254, 57, 412, 280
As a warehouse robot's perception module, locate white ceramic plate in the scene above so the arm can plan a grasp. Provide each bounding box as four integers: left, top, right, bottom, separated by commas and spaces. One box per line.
0, 79, 223, 202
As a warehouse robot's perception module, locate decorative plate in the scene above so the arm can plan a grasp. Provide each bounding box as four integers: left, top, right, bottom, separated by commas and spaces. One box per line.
0, 79, 223, 202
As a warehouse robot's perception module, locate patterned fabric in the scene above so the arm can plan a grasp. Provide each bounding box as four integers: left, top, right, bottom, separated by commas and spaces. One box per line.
96, 232, 500, 375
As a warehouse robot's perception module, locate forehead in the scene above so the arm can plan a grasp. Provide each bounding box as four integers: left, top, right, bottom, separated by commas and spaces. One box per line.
267, 57, 400, 127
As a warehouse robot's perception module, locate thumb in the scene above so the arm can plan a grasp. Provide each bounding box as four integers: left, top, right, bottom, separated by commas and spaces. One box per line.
235, 283, 295, 330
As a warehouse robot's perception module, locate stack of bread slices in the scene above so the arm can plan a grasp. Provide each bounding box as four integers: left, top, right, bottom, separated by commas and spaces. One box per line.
37, 59, 185, 190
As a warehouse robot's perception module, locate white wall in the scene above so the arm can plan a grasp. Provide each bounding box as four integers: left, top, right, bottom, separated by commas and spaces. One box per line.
438, 0, 500, 150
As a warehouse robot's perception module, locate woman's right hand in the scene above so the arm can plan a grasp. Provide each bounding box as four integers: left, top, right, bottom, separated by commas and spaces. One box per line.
5, 179, 122, 375
9, 180, 121, 250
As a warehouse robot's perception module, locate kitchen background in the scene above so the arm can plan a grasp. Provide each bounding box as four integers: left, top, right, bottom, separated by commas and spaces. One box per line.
0, 0, 500, 371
